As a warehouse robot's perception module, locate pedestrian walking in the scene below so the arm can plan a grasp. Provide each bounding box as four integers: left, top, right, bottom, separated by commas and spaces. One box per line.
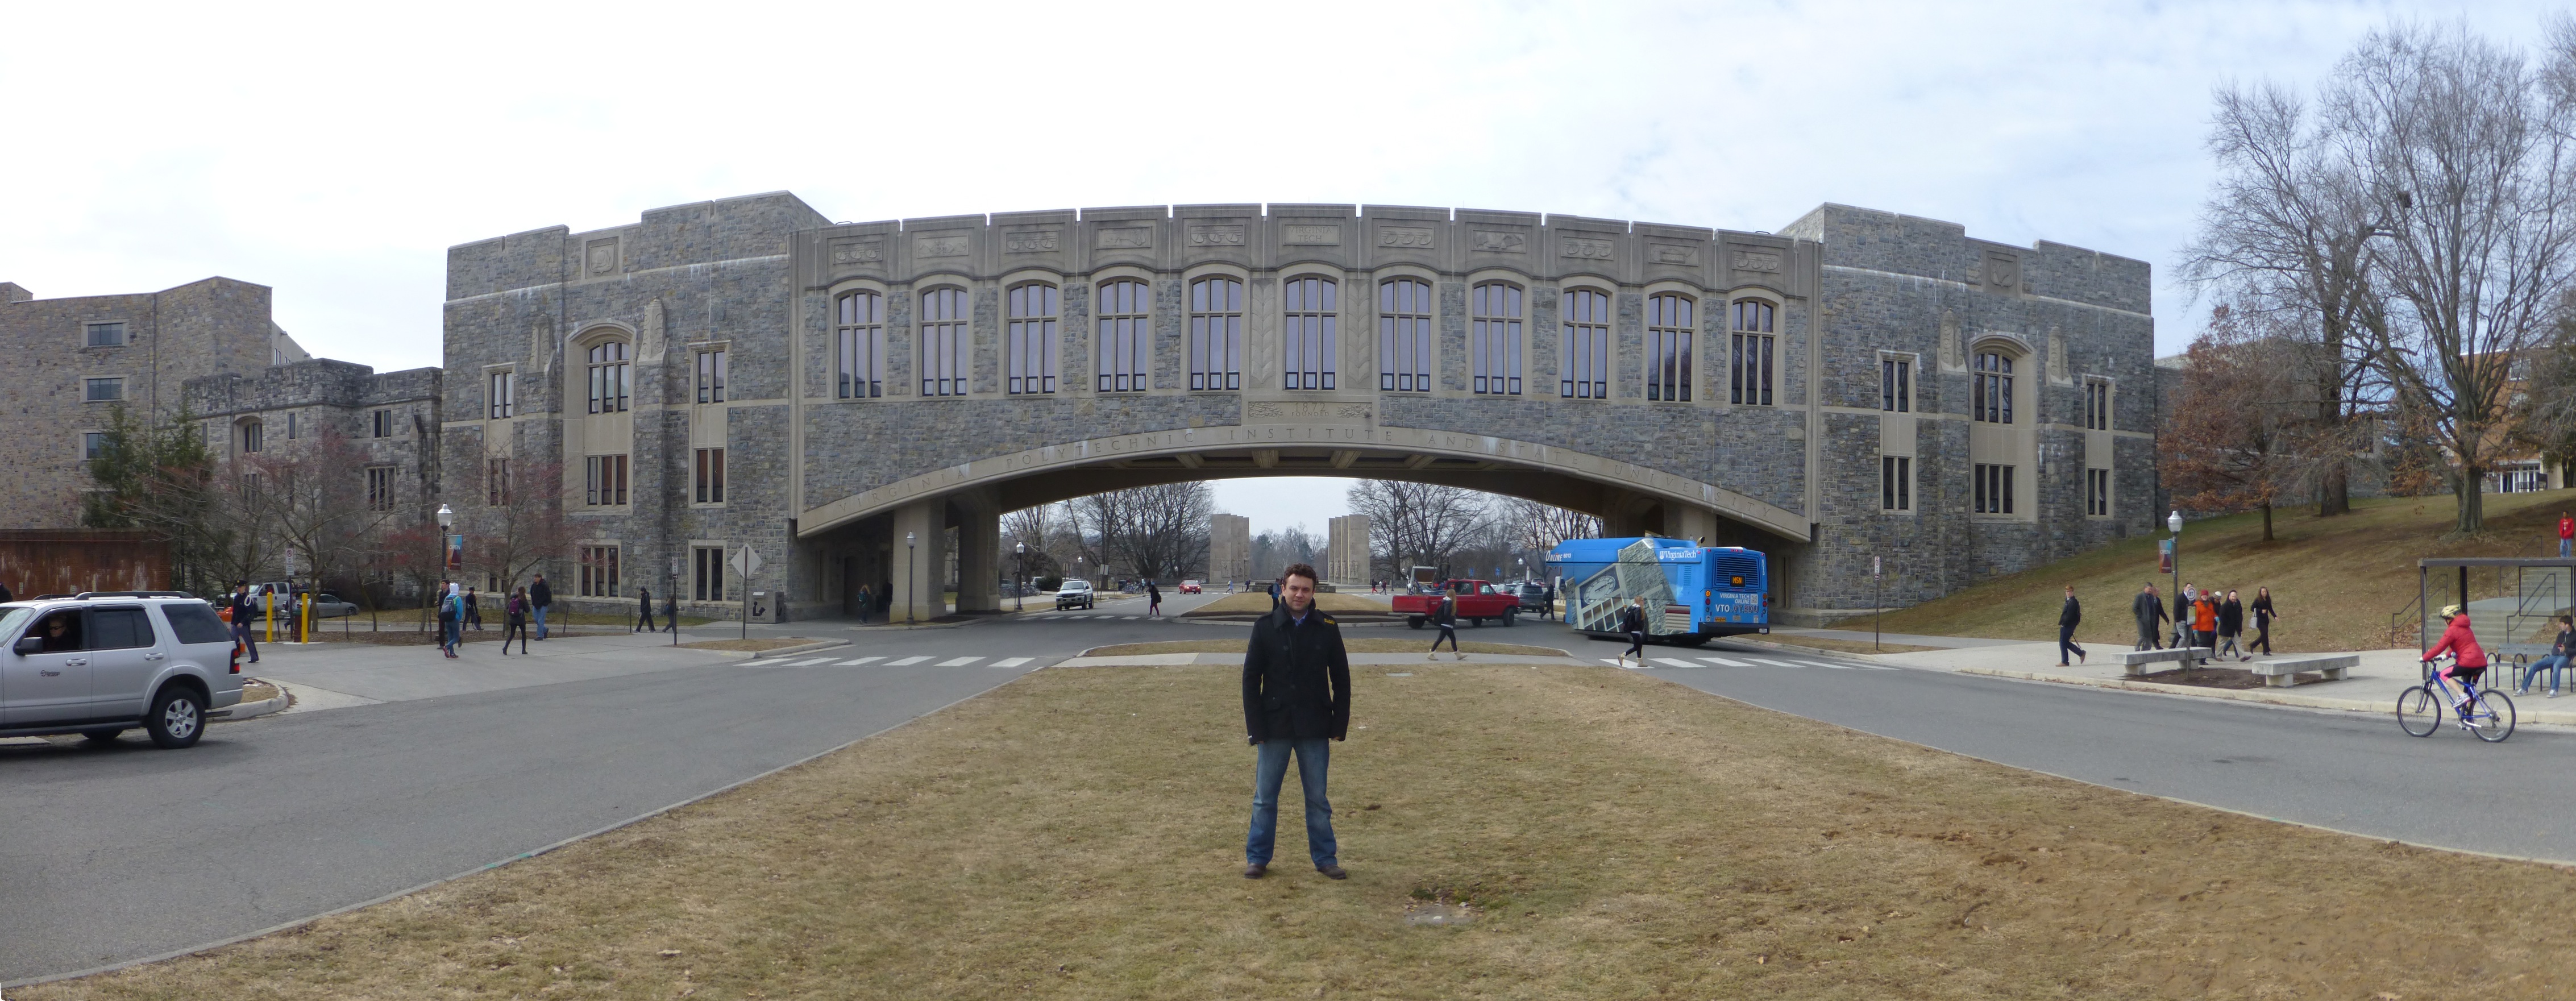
2217, 589, 2246, 661
1428, 594, 1461, 659
2191, 589, 2219, 651
2056, 585, 2087, 666
2250, 586, 2278, 654
1148, 580, 1163, 617
1240, 562, 1350, 881
2520, 614, 2575, 697
228, 581, 261, 664
464, 587, 484, 630
1615, 597, 1649, 668
530, 573, 553, 639
635, 587, 658, 633
437, 582, 462, 658
502, 587, 531, 654
2172, 583, 2195, 648
661, 590, 679, 633
2132, 583, 2167, 650
854, 583, 872, 624
2559, 511, 2572, 559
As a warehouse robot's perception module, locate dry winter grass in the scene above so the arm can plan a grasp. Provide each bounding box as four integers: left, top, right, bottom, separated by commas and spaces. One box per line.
1876, 488, 2576, 651
26, 664, 2576, 1000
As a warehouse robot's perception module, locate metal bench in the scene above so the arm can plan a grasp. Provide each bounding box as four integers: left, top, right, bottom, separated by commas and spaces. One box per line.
2247, 654, 2357, 687
2116, 647, 2212, 677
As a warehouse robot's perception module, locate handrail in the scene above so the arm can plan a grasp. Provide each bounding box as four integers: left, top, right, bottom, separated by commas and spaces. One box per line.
2390, 591, 2425, 649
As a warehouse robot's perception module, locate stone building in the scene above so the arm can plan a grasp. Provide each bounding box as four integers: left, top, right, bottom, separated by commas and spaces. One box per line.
441, 194, 2155, 622
1207, 513, 1250, 585
181, 359, 446, 570
1326, 514, 1370, 586
0, 277, 313, 530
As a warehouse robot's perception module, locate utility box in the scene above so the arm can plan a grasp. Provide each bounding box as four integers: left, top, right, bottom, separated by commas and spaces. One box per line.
749, 589, 785, 623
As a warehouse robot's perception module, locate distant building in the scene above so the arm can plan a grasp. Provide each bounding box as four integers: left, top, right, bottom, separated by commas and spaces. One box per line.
1208, 513, 1250, 583
1326, 514, 1370, 586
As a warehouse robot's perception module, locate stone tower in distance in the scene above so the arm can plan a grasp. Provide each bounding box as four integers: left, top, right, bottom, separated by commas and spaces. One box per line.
1208, 514, 1251, 585
1327, 514, 1372, 587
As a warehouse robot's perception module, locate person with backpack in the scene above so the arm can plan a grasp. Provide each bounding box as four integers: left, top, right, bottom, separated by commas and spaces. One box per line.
661, 589, 680, 633
230, 581, 261, 664
1148, 580, 1163, 618
502, 587, 531, 654
1427, 593, 1461, 660
436, 581, 461, 658
464, 587, 484, 631
1615, 597, 1649, 668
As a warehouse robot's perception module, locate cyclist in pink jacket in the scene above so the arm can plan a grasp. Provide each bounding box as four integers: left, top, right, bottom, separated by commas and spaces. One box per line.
2423, 604, 2488, 707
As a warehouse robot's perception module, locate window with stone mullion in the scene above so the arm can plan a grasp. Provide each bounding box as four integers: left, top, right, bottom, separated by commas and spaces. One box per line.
1379, 279, 1432, 392
1560, 288, 1610, 399
1647, 293, 1693, 402
587, 341, 629, 414
1096, 280, 1149, 392
1471, 282, 1522, 395
1006, 284, 1058, 395
1283, 276, 1337, 391
837, 292, 886, 399
1729, 300, 1773, 406
920, 288, 968, 397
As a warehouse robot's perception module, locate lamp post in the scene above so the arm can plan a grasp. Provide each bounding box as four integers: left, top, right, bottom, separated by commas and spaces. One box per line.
905, 531, 917, 626
1015, 542, 1027, 612
433, 504, 454, 642
2168, 509, 2184, 647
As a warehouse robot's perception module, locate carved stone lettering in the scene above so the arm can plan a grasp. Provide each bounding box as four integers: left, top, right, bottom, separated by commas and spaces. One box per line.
1378, 226, 1435, 248
1648, 241, 1698, 266
829, 238, 884, 265
1188, 224, 1247, 247
916, 234, 970, 258
1004, 229, 1060, 254
585, 239, 618, 276
1245, 400, 1372, 422
1096, 227, 1151, 250
1729, 247, 1783, 273
1560, 236, 1615, 260
1474, 230, 1527, 253
1282, 223, 1341, 246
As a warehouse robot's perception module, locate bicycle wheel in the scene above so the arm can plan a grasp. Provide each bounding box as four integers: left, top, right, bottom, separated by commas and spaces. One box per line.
2470, 688, 2517, 743
2396, 686, 2443, 737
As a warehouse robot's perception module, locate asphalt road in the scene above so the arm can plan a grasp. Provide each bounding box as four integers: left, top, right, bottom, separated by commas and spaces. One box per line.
7, 593, 2567, 983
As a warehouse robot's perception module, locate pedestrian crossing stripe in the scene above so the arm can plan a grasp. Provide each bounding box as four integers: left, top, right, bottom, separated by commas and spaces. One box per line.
884, 655, 932, 666
1602, 658, 1652, 669
1650, 658, 1700, 668
1698, 656, 1751, 667
990, 657, 1033, 668
1748, 658, 1802, 667
1121, 616, 1141, 620
936, 656, 983, 667
784, 657, 839, 666
836, 657, 884, 666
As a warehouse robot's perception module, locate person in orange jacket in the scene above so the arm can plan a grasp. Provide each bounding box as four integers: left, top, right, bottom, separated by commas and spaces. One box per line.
2191, 590, 2220, 650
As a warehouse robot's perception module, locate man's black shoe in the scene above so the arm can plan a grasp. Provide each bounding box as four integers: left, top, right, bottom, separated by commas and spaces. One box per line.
1316, 864, 1347, 880
1243, 863, 1266, 879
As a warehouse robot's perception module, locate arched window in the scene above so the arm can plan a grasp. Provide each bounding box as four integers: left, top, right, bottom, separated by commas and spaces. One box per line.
1561, 288, 1610, 399
1189, 277, 1241, 391
1647, 293, 1693, 402
836, 291, 885, 398
920, 288, 968, 397
1283, 276, 1337, 390
1006, 284, 1058, 395
586, 340, 629, 414
1097, 279, 1149, 392
1379, 278, 1432, 392
1973, 350, 2013, 423
1729, 299, 1774, 406
1472, 282, 1522, 395
236, 418, 264, 454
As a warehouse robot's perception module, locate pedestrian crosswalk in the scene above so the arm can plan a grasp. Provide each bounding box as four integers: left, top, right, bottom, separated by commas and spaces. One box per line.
1605, 654, 1897, 672
1023, 612, 1157, 621
739, 651, 1052, 670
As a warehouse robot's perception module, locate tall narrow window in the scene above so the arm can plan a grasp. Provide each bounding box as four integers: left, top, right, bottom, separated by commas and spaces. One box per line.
1882, 356, 1911, 412
1881, 456, 1912, 512
285, 413, 300, 439
1973, 351, 2013, 423
1973, 463, 2016, 514
696, 348, 728, 404
579, 545, 621, 598
920, 288, 969, 397
239, 420, 263, 454
1730, 299, 1775, 406
693, 546, 728, 602
1282, 276, 1337, 390
372, 409, 393, 438
585, 455, 629, 506
2087, 468, 2110, 517
488, 371, 516, 419
1378, 278, 1432, 392
1471, 282, 1522, 395
836, 292, 886, 398
487, 458, 510, 506
587, 341, 630, 414
1096, 279, 1149, 392
695, 447, 726, 504
1560, 288, 1610, 399
1006, 284, 1058, 394
1647, 293, 1693, 402
1189, 277, 1243, 391
367, 466, 396, 512
2085, 379, 2110, 430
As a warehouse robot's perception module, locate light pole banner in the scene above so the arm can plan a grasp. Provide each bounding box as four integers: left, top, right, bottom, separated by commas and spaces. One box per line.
447, 534, 466, 570
2158, 538, 2174, 575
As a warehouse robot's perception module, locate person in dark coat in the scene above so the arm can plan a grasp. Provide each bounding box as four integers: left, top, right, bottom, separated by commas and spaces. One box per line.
0, 581, 13, 603
661, 590, 679, 633
229, 582, 261, 664
635, 587, 658, 633
502, 587, 530, 654
1616, 598, 1649, 668
2172, 583, 2194, 649
2250, 586, 2279, 655
2057, 585, 2087, 666
530, 574, 554, 639
1428, 594, 1460, 659
2133, 583, 2167, 651
1148, 580, 1162, 617
2217, 589, 2247, 661
1240, 562, 1351, 881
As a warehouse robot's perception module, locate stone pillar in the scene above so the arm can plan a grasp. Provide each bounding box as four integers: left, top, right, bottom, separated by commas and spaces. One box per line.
891, 499, 949, 623
1326, 514, 1372, 585
1210, 514, 1251, 585
952, 492, 1000, 613
1668, 505, 1721, 546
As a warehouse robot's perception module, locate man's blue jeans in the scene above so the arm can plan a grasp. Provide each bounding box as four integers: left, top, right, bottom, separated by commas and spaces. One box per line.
1246, 737, 1337, 868
2522, 654, 2569, 694
534, 605, 549, 639
2561, 538, 2571, 559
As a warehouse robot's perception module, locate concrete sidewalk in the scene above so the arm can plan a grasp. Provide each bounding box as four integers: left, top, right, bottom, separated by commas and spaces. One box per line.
1863, 639, 2576, 726
252, 630, 767, 706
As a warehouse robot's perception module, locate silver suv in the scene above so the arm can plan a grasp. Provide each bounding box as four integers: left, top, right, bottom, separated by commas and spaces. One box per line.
1, 592, 245, 749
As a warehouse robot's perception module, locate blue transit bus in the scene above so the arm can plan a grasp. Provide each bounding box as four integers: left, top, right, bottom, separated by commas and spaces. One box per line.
1544, 537, 1770, 646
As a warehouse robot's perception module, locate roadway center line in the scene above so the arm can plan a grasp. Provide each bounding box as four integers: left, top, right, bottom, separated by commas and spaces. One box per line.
884, 655, 931, 666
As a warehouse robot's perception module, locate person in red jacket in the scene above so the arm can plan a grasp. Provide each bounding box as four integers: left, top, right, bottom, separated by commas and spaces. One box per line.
2557, 511, 2571, 559
2423, 604, 2490, 709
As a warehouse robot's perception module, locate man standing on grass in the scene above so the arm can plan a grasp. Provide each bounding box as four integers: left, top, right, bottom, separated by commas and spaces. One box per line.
1241, 562, 1350, 881
2056, 585, 2087, 666
2133, 583, 2167, 651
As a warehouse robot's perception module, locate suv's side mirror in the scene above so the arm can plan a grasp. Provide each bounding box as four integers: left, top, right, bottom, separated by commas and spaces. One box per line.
13, 636, 41, 656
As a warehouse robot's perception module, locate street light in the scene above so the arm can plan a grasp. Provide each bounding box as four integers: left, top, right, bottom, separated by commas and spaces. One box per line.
905, 531, 917, 626
1015, 542, 1027, 612
2168, 510, 2184, 647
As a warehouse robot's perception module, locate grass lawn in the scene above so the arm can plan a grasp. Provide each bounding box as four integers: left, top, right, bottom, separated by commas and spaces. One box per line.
1083, 638, 1570, 657
30, 664, 2575, 999
1185, 591, 1394, 615
1877, 488, 2576, 651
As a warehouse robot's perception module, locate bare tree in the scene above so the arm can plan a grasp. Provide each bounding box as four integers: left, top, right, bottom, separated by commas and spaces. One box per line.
2325, 22, 2576, 533
2160, 309, 2308, 540
454, 456, 575, 593
1497, 498, 1599, 553
240, 428, 404, 592
1071, 484, 1214, 583
1001, 503, 1064, 582
1346, 480, 1490, 580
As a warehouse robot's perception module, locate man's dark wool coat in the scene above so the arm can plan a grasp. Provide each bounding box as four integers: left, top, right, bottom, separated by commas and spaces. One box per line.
1243, 604, 1353, 742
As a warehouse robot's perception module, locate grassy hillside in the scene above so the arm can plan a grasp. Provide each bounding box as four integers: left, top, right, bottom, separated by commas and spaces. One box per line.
1868, 488, 2576, 653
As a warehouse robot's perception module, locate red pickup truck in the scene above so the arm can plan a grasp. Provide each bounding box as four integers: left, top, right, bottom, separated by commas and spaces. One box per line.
1393, 579, 1521, 628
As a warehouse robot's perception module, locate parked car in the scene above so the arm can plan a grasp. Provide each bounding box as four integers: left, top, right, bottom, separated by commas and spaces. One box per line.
1055, 580, 1096, 610
1514, 581, 1553, 614
1391, 579, 1521, 628
1178, 580, 1203, 595
0, 592, 244, 748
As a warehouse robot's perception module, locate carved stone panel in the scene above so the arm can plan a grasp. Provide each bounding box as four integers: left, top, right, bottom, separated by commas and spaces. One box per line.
585, 239, 618, 276
1560, 235, 1616, 260
1646, 240, 1700, 267
1473, 230, 1528, 254
1095, 227, 1152, 250
1188, 224, 1247, 247
1728, 246, 1783, 273
1282, 224, 1341, 246
1983, 252, 2021, 293
1378, 226, 1435, 249
916, 234, 970, 259
1004, 229, 1061, 254
829, 238, 884, 266
1245, 400, 1373, 423
1938, 310, 1963, 371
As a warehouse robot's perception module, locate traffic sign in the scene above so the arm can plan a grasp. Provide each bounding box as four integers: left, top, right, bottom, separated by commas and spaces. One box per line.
729, 546, 763, 577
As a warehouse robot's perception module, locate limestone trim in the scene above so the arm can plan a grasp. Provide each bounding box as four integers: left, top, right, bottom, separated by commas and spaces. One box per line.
444, 255, 791, 305
797, 426, 1810, 543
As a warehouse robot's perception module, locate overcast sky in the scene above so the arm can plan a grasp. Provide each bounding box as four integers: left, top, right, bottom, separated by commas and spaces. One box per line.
2, 1, 2553, 535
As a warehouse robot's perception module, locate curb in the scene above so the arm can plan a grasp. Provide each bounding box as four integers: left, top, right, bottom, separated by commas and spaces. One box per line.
216, 688, 289, 722
706, 638, 848, 661
1953, 665, 2576, 725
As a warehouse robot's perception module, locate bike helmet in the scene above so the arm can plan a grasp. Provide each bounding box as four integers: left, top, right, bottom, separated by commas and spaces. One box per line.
2439, 603, 2465, 619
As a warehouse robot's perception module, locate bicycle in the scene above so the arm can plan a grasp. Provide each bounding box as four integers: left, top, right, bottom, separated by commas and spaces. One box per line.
2398, 656, 2516, 742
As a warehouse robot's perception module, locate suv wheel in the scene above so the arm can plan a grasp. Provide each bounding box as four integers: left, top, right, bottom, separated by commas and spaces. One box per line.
146, 686, 206, 749
81, 728, 124, 744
